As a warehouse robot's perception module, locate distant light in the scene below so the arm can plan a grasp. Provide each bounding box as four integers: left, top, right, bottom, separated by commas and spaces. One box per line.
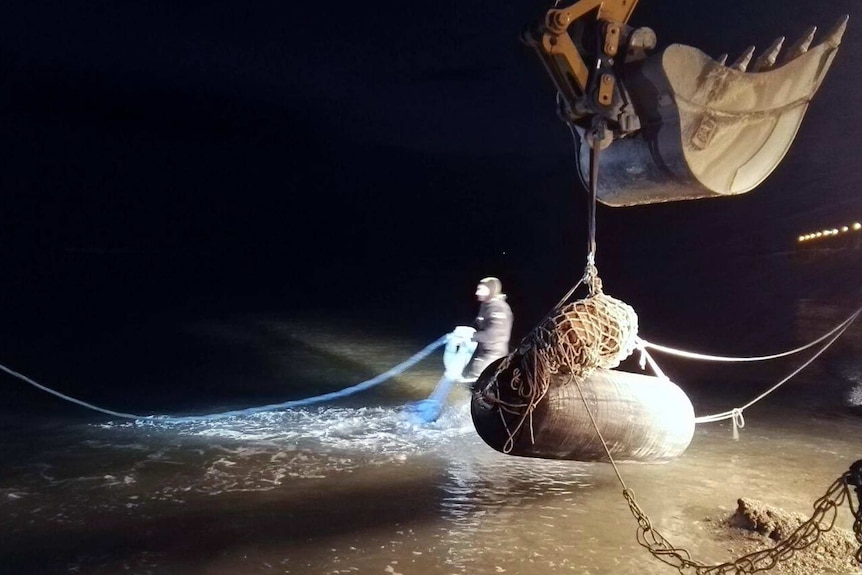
797, 221, 860, 242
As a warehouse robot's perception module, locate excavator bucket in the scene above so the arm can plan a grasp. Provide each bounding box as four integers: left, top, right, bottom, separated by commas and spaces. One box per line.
589, 17, 848, 206
522, 0, 848, 207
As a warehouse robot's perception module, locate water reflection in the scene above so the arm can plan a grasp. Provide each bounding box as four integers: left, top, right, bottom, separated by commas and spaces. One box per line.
2, 307, 860, 574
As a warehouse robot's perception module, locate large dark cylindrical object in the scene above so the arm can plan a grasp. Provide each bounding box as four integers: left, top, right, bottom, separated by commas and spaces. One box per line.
471, 360, 695, 463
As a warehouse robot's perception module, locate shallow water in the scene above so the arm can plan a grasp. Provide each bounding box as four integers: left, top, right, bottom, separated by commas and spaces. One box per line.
1, 298, 861, 575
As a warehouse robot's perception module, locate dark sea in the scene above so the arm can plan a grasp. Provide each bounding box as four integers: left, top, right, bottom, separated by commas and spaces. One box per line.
2, 0, 861, 572
1, 244, 861, 575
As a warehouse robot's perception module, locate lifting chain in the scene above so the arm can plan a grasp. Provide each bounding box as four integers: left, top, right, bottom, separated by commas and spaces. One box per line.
571, 341, 862, 574
849, 460, 862, 565
621, 467, 861, 574
584, 124, 862, 573
479, 121, 613, 452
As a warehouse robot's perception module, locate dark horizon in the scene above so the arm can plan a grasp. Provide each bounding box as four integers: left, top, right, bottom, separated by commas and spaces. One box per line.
1, 0, 860, 368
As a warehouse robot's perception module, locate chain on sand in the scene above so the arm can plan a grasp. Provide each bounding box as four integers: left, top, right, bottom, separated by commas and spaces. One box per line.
488, 271, 639, 452
622, 473, 861, 574
855, 488, 862, 566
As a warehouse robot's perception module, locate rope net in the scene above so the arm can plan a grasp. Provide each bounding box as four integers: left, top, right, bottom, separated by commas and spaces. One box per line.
486, 268, 639, 450
497, 269, 638, 392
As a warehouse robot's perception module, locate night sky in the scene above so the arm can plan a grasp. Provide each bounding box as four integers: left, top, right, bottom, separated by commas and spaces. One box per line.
1, 0, 860, 338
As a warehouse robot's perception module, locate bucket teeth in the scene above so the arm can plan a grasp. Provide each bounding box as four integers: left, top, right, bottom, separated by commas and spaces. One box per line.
731, 46, 756, 72
823, 14, 849, 47
777, 16, 847, 65
780, 26, 816, 63
752, 37, 785, 72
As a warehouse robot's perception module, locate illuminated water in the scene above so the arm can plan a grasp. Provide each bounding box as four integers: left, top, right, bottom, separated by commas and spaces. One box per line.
2, 245, 862, 575
1, 297, 860, 575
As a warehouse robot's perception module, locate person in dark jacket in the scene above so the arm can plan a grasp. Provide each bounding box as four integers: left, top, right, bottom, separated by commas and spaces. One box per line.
463, 276, 513, 381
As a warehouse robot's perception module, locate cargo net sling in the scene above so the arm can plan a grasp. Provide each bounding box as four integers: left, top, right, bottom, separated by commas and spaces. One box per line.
485, 265, 639, 452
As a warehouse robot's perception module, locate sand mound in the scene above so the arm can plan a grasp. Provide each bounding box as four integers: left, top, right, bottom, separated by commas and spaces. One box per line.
707, 497, 860, 575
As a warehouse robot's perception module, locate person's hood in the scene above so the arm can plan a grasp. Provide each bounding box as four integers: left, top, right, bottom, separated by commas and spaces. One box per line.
479, 277, 502, 299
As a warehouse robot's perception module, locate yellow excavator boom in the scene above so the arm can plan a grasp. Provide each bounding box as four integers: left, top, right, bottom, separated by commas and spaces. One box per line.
527, 0, 640, 101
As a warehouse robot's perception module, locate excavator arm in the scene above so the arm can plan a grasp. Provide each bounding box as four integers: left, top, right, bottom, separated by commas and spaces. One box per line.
523, 0, 849, 206
523, 0, 646, 139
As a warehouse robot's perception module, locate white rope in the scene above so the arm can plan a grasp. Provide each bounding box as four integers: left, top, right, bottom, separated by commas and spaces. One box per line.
689, 310, 858, 425
694, 408, 747, 438
636, 345, 670, 380
628, 307, 860, 429
637, 307, 860, 364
